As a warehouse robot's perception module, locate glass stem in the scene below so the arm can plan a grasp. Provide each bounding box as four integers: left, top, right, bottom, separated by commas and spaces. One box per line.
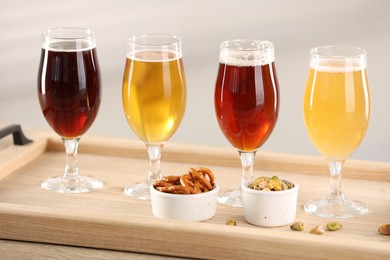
239, 151, 256, 188
326, 160, 347, 203
146, 144, 163, 186
63, 138, 80, 180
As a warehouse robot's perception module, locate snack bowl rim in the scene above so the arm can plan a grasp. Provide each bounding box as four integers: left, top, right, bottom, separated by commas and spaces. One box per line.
242, 178, 299, 196
150, 183, 219, 198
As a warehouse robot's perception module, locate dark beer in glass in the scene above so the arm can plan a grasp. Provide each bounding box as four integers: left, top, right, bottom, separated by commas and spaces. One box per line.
37, 27, 102, 193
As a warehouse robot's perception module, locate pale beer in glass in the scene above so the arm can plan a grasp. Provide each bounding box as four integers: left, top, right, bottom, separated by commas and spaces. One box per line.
303, 45, 370, 218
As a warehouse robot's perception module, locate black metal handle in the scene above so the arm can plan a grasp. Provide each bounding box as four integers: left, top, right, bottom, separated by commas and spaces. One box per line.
0, 124, 33, 145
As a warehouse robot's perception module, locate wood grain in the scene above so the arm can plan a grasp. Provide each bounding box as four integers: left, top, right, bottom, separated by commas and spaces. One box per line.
0, 129, 389, 259
0, 239, 182, 260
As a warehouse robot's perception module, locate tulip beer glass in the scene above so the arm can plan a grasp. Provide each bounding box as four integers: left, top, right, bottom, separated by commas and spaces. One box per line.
37, 27, 102, 193
303, 45, 370, 218
214, 40, 279, 207
122, 34, 187, 200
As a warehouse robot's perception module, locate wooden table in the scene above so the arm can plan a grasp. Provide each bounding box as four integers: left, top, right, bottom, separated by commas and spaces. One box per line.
0, 128, 389, 259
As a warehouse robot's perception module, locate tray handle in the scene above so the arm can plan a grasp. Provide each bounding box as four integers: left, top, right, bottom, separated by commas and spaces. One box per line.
0, 124, 33, 145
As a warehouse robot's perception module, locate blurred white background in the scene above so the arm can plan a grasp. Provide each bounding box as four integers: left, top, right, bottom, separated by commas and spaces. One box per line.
1, 0, 389, 162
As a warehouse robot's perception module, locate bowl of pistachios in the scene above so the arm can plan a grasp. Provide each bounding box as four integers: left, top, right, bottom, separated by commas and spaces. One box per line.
242, 176, 299, 227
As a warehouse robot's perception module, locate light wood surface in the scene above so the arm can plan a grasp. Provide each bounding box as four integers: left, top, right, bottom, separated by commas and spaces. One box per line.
0, 129, 389, 259
0, 239, 184, 260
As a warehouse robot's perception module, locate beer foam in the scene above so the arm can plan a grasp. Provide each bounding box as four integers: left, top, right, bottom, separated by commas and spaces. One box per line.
309, 46, 367, 72
219, 40, 274, 66
42, 39, 96, 52
128, 50, 182, 62
310, 58, 366, 73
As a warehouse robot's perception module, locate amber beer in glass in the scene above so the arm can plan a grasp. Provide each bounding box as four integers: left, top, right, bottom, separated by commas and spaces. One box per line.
37, 27, 102, 193
303, 45, 370, 218
215, 40, 279, 207
122, 34, 186, 200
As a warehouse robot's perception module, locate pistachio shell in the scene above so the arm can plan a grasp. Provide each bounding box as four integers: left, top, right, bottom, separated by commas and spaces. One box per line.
326, 222, 342, 231
269, 179, 282, 191
290, 221, 305, 231
225, 218, 237, 226
378, 224, 390, 235
249, 176, 294, 191
310, 225, 325, 234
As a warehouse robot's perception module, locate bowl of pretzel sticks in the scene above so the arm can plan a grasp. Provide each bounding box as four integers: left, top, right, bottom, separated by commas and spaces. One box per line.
150, 167, 219, 221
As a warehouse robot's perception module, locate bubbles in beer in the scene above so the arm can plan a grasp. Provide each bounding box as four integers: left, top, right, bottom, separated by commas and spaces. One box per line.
128, 50, 181, 62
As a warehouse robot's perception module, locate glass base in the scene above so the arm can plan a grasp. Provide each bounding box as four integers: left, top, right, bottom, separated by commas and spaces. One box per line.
41, 175, 103, 193
304, 199, 368, 219
124, 182, 150, 200
218, 189, 243, 208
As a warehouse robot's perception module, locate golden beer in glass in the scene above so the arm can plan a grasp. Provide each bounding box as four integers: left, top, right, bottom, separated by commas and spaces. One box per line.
123, 51, 186, 143
122, 34, 186, 200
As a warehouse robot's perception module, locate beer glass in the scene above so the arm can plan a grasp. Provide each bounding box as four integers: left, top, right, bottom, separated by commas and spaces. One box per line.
214, 40, 280, 207
37, 27, 102, 193
122, 34, 187, 200
303, 45, 370, 218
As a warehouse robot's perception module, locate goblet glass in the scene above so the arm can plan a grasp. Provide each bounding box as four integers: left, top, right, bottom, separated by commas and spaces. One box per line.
122, 34, 187, 200
303, 45, 370, 218
37, 27, 102, 193
214, 39, 280, 207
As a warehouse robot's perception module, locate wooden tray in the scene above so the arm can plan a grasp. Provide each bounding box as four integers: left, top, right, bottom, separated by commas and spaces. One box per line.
0, 129, 389, 259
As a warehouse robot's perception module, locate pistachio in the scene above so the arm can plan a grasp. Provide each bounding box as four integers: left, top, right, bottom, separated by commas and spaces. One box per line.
378, 224, 390, 235
249, 176, 294, 191
259, 181, 270, 190
225, 218, 237, 226
290, 221, 305, 231
251, 177, 262, 188
310, 225, 325, 235
326, 222, 342, 231
284, 180, 295, 189
269, 179, 282, 191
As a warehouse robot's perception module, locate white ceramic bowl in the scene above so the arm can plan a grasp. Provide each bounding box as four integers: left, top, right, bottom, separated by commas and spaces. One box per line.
242, 179, 299, 227
150, 184, 219, 221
